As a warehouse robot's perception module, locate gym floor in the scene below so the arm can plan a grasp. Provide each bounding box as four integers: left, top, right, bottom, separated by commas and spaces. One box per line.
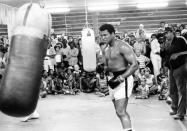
0, 93, 186, 131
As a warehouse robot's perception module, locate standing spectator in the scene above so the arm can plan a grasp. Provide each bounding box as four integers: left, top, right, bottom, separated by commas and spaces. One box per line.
68, 36, 73, 42
175, 29, 181, 37
165, 27, 187, 120
54, 44, 62, 67
136, 24, 147, 41
77, 38, 83, 70
150, 34, 162, 81
44, 43, 56, 71
59, 39, 70, 67
67, 41, 79, 67
51, 34, 58, 47
134, 40, 146, 55
159, 21, 166, 30
135, 49, 150, 69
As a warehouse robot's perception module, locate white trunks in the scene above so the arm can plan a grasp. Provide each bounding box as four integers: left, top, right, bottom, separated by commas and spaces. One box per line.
109, 75, 134, 100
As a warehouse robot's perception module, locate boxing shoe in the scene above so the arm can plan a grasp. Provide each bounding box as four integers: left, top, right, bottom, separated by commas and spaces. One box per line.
169, 111, 177, 115
21, 110, 40, 122
173, 115, 185, 120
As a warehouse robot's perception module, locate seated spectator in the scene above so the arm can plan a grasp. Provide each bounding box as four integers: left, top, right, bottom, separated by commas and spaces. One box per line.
135, 78, 149, 99
62, 66, 78, 95
144, 67, 158, 95
40, 78, 47, 98
73, 64, 81, 91
157, 68, 169, 100
53, 73, 64, 95
95, 65, 109, 97
42, 70, 54, 94
0, 46, 5, 69
80, 71, 98, 93
137, 68, 146, 81
133, 68, 145, 93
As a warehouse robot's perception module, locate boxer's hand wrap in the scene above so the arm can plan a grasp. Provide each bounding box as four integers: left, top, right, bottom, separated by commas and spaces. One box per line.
108, 75, 124, 89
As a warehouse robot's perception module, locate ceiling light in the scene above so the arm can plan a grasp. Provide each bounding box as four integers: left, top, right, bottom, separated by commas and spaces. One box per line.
88, 3, 119, 11
46, 8, 70, 13
136, 2, 168, 8
45, 5, 70, 13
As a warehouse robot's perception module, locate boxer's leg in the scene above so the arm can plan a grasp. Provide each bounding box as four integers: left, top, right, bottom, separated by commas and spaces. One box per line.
113, 98, 132, 130
111, 77, 133, 130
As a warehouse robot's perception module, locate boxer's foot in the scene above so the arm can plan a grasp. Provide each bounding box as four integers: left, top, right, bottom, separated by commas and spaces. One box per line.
21, 111, 40, 122
123, 128, 133, 131
169, 111, 177, 115
173, 115, 185, 120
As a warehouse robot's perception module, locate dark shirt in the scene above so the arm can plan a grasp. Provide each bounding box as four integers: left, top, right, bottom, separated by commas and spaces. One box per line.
165, 36, 187, 69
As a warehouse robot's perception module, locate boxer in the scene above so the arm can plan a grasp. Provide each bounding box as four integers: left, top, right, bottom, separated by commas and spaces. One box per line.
99, 24, 138, 131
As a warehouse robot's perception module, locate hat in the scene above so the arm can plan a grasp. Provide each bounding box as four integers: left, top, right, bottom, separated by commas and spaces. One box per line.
164, 27, 173, 33
181, 29, 187, 35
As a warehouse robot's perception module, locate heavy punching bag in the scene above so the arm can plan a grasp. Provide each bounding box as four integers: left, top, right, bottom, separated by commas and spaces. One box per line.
0, 3, 51, 117
81, 28, 96, 72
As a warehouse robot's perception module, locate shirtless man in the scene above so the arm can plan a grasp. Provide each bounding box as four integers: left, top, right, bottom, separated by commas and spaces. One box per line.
99, 24, 138, 131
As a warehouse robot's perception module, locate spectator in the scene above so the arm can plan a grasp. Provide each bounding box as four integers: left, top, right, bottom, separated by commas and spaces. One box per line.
44, 43, 56, 71
135, 78, 149, 99
150, 34, 161, 81
95, 65, 109, 97
144, 67, 157, 95
54, 44, 62, 67
135, 49, 150, 69
67, 41, 79, 67
80, 72, 98, 93
136, 24, 147, 41
175, 29, 181, 37
157, 68, 169, 100
134, 40, 146, 55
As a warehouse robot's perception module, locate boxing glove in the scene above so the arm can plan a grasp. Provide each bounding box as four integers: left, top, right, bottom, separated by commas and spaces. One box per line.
108, 76, 124, 89
0, 3, 51, 117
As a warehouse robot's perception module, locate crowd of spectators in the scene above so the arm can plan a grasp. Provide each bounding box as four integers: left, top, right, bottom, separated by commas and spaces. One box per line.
0, 21, 187, 101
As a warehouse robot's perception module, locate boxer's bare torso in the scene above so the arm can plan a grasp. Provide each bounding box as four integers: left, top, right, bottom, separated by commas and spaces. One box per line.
105, 39, 133, 73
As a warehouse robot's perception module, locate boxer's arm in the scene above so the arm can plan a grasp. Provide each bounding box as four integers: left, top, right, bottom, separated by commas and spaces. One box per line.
119, 43, 138, 79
